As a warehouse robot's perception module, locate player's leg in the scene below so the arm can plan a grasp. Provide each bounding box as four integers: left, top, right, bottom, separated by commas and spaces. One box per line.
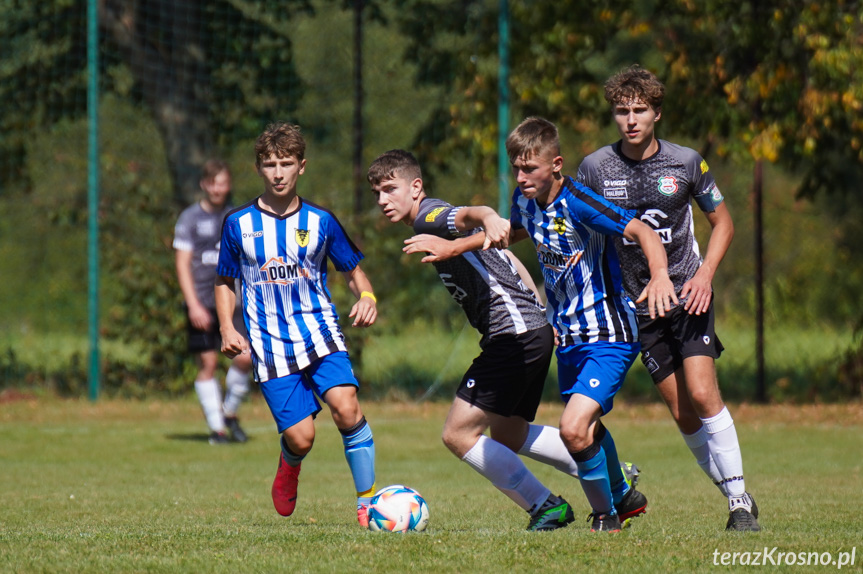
222, 310, 252, 442
682, 355, 759, 531
557, 342, 641, 532
315, 353, 376, 525
445, 398, 560, 523
223, 351, 252, 442
193, 349, 228, 443
259, 372, 322, 517
452, 327, 574, 531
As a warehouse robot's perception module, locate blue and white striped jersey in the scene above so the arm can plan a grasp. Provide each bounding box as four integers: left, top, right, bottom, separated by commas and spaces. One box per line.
217, 198, 363, 381
510, 176, 639, 344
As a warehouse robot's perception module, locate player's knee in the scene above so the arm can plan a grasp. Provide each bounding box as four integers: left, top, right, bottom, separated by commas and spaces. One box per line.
559, 424, 591, 452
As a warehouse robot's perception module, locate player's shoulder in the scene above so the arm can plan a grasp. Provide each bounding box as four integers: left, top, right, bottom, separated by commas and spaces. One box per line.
416, 196, 452, 218
176, 201, 203, 221
300, 197, 341, 222
223, 198, 257, 221
658, 140, 703, 164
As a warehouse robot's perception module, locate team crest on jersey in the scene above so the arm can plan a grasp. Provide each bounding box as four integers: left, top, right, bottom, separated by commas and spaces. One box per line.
657, 176, 679, 196
552, 217, 566, 235
425, 207, 446, 222
710, 183, 723, 202
700, 159, 710, 174
295, 228, 310, 247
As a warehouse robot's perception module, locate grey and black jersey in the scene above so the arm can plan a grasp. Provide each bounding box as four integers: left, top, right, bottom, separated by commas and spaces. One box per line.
577, 140, 724, 315
173, 201, 234, 308
413, 197, 548, 347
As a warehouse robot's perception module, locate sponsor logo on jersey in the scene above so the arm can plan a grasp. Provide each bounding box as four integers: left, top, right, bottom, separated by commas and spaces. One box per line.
425, 207, 446, 222
700, 159, 710, 174
623, 209, 672, 245
536, 245, 582, 272
552, 217, 567, 235
658, 176, 679, 195
242, 231, 264, 239
196, 220, 217, 237
295, 228, 310, 247
604, 187, 628, 200
257, 256, 311, 285
604, 179, 628, 187
440, 272, 469, 304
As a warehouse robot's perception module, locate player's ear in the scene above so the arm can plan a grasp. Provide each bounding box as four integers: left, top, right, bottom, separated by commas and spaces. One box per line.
298, 158, 307, 175
654, 107, 662, 122
552, 155, 563, 174
410, 177, 423, 198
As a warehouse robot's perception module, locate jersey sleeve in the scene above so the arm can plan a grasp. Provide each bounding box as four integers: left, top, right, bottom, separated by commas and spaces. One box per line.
689, 154, 725, 212
173, 209, 193, 252
324, 213, 364, 272
412, 199, 460, 239
216, 215, 243, 278
568, 180, 634, 237
509, 189, 525, 230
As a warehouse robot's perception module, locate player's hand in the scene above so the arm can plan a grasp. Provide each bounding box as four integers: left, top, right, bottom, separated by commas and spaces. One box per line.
480, 215, 510, 250
680, 269, 713, 315
188, 303, 213, 331
404, 234, 459, 263
220, 327, 249, 359
349, 295, 377, 328
635, 273, 678, 320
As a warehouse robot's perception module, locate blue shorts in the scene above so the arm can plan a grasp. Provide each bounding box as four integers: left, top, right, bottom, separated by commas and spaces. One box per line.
556, 341, 640, 415
259, 351, 359, 433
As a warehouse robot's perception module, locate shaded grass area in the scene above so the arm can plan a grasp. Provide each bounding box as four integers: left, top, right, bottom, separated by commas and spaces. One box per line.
0, 397, 860, 573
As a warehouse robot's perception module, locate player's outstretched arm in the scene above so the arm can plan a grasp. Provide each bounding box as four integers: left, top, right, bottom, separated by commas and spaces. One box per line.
681, 202, 734, 315
343, 265, 377, 328
403, 233, 484, 262
453, 206, 511, 249
622, 218, 678, 319
215, 276, 248, 358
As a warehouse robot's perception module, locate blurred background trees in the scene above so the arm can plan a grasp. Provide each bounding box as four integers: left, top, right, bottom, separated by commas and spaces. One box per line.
1, 0, 861, 400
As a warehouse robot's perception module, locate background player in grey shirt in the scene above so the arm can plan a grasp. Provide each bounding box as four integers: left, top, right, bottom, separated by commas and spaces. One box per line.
174, 159, 252, 444
577, 65, 759, 531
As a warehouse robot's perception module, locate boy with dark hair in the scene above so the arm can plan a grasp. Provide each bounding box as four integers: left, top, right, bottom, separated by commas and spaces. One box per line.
174, 159, 252, 444
215, 122, 378, 527
576, 65, 759, 531
370, 149, 640, 532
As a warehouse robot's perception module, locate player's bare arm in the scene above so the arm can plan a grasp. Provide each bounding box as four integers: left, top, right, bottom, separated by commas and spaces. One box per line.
215, 276, 248, 358
403, 232, 484, 262
452, 206, 511, 249
681, 202, 734, 315
175, 249, 213, 330
343, 265, 377, 328
622, 218, 678, 319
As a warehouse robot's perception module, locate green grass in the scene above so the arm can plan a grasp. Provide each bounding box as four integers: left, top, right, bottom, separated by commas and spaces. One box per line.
0, 397, 860, 573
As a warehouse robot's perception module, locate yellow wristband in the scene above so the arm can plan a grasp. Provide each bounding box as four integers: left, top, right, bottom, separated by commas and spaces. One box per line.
360, 291, 377, 303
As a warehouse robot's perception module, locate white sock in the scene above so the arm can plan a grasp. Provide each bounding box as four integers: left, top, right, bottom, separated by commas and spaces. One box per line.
222, 366, 250, 417
701, 407, 747, 499
518, 424, 580, 478
194, 378, 225, 433
462, 435, 550, 512
681, 426, 728, 496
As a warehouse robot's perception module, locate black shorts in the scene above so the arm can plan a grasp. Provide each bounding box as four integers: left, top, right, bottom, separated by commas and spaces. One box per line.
638, 302, 724, 384
186, 306, 247, 354
455, 324, 554, 422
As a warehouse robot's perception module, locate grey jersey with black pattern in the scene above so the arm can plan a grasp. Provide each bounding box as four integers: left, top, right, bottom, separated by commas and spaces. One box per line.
576, 140, 724, 315
413, 197, 548, 346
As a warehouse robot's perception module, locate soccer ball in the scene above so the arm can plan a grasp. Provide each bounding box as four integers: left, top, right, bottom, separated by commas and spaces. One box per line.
367, 485, 430, 532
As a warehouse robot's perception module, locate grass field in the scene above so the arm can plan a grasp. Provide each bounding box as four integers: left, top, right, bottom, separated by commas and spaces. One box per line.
1, 395, 861, 573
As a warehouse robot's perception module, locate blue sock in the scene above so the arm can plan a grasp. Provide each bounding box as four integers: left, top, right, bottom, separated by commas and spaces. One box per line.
280, 436, 305, 466
571, 443, 615, 515
596, 423, 629, 505
340, 417, 376, 503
